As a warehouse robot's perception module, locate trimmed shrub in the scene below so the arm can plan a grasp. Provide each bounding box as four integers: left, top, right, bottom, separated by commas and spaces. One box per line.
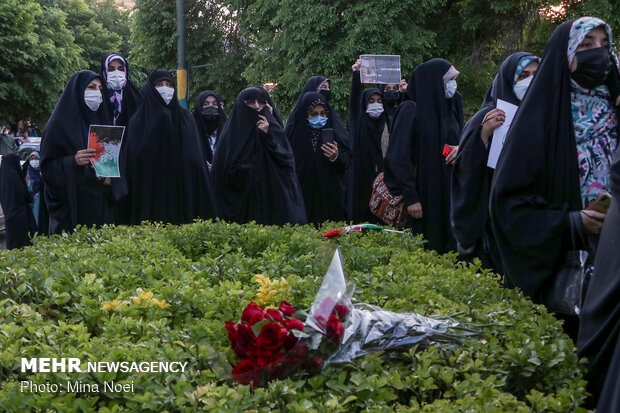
0, 221, 587, 412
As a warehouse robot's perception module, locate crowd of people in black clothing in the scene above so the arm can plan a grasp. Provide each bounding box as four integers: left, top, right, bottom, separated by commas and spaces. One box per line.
1, 17, 619, 411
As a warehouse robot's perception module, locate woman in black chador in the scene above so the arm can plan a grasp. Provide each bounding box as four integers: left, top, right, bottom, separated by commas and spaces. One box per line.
451, 52, 539, 272
578, 147, 620, 412
384, 58, 463, 253
100, 53, 144, 224
348, 59, 387, 223
286, 91, 350, 224
0, 154, 37, 248
41, 70, 114, 234
286, 76, 347, 146
124, 70, 216, 224
192, 91, 227, 165
489, 18, 618, 303
212, 87, 306, 226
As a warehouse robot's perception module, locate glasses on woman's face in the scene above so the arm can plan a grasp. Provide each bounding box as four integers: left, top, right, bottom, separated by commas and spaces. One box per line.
244, 99, 266, 105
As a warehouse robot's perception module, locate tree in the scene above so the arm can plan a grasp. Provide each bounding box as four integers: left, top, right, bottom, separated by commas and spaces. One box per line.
0, 0, 83, 125
37, 0, 122, 72
85, 0, 133, 59
130, 0, 251, 107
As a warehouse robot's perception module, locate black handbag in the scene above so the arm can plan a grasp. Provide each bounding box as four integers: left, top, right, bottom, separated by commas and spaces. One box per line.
544, 212, 594, 316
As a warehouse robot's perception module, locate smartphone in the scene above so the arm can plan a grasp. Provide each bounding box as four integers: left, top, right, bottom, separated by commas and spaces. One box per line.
322, 128, 335, 146
586, 193, 612, 214
442, 144, 453, 158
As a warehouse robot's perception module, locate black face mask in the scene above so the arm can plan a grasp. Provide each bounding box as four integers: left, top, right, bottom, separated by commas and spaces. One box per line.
319, 89, 331, 101
383, 90, 401, 105
572, 46, 612, 90
201, 106, 219, 120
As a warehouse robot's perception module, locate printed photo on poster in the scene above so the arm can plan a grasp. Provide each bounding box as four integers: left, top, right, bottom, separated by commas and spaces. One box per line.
359, 55, 401, 84
88, 125, 125, 178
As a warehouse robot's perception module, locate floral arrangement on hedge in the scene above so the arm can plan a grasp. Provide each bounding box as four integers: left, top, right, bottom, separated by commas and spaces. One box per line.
0, 220, 587, 412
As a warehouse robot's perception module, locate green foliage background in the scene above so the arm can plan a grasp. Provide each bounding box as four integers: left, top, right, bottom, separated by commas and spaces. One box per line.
0, 221, 588, 411
1, 0, 619, 125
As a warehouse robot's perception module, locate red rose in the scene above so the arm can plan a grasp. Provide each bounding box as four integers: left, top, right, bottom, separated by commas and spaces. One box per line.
304, 355, 324, 374
334, 303, 350, 321
226, 321, 256, 358
232, 359, 260, 387
283, 318, 304, 331
326, 315, 344, 343
319, 297, 337, 317
283, 332, 298, 351
283, 341, 308, 366
241, 302, 267, 326
266, 309, 283, 323
257, 322, 288, 351
279, 300, 296, 316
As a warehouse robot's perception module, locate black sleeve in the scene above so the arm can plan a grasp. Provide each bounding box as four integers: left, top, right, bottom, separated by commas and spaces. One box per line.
384, 102, 419, 206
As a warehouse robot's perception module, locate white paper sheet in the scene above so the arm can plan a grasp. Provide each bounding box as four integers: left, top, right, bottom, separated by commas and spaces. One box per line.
487, 99, 519, 169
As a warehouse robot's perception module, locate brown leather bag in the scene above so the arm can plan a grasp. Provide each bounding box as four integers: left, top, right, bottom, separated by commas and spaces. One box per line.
369, 172, 408, 229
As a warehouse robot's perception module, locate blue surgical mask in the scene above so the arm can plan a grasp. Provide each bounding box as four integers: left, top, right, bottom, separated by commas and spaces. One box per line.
308, 116, 328, 129
445, 80, 457, 98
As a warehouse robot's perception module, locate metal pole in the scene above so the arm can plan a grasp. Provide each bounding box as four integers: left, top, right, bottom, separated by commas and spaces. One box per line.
176, 0, 189, 109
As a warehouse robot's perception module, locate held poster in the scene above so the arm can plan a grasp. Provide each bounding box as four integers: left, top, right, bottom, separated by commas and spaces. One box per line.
359, 55, 401, 84
487, 99, 519, 169
87, 125, 125, 178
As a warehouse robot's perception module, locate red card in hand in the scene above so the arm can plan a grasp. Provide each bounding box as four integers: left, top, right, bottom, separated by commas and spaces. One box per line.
442, 144, 453, 158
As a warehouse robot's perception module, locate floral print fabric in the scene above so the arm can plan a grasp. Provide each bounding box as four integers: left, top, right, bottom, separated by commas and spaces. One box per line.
568, 17, 618, 205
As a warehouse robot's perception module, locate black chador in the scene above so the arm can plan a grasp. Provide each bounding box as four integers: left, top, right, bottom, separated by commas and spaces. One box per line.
212, 87, 307, 226
40, 70, 114, 234
124, 70, 216, 224
384, 59, 463, 253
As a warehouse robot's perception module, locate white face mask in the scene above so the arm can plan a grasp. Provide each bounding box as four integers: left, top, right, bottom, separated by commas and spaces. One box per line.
156, 86, 174, 105
445, 80, 457, 98
107, 70, 126, 91
513, 75, 533, 101
366, 102, 384, 119
30, 159, 40, 169
84, 90, 102, 111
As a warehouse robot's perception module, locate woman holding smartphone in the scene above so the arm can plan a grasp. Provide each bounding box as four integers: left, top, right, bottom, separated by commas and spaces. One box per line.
285, 91, 350, 225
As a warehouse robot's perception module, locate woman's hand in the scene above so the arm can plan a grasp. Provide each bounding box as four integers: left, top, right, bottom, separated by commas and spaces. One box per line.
321, 141, 338, 161
352, 59, 362, 72
399, 79, 408, 92
265, 103, 274, 114
407, 203, 423, 219
97, 177, 112, 185
581, 210, 606, 235
257, 115, 269, 133
445, 145, 458, 164
75, 149, 97, 166
480, 108, 506, 146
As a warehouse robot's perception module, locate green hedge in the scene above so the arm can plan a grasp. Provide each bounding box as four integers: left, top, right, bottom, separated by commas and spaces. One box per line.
0, 221, 587, 412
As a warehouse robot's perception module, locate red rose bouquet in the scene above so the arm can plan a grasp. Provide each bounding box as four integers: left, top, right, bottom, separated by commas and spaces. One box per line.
224, 248, 474, 388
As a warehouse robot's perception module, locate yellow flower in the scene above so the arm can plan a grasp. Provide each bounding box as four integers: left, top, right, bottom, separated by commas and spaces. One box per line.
152, 298, 170, 310
102, 299, 122, 311
254, 274, 290, 307
138, 290, 154, 300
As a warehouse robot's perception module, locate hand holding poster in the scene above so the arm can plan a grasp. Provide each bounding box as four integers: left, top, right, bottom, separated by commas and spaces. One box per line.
487, 99, 519, 169
88, 125, 125, 178
360, 55, 401, 84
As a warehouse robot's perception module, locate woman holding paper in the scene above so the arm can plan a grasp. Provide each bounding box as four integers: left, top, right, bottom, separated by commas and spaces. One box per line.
489, 17, 619, 338
451, 52, 539, 272
348, 59, 387, 223
40, 70, 114, 234
384, 59, 463, 254
124, 70, 216, 225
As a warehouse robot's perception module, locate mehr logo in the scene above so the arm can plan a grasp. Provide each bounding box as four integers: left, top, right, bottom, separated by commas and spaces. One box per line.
21, 358, 82, 373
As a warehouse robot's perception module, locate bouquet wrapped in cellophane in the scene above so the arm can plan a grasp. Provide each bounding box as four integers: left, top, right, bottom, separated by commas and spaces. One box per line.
219, 247, 476, 388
